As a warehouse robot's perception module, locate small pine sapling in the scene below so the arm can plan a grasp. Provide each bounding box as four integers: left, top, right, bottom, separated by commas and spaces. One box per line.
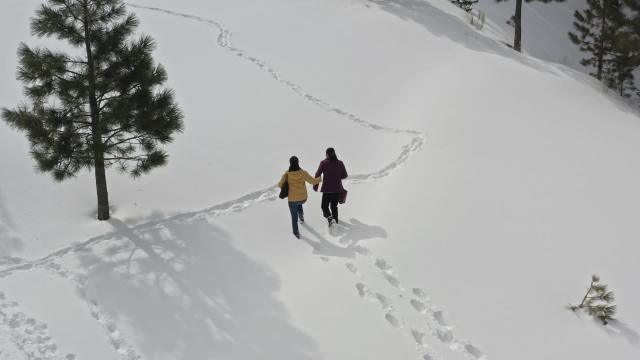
469, 10, 486, 30
569, 275, 617, 325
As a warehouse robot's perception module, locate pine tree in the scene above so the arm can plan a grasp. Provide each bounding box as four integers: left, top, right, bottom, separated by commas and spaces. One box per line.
496, 0, 566, 52
624, 0, 640, 36
569, 275, 617, 325
623, 0, 640, 99
568, 0, 626, 81
450, 0, 478, 13
605, 32, 638, 98
1, 0, 184, 221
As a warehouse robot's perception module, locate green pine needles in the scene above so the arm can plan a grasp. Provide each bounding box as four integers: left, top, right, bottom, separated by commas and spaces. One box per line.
569, 0, 640, 98
1, 0, 184, 220
570, 275, 617, 325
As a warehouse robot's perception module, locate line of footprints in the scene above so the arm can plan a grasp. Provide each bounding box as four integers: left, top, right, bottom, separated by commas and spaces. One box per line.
345, 257, 486, 360
0, 251, 486, 360
0, 290, 72, 360
0, 261, 140, 360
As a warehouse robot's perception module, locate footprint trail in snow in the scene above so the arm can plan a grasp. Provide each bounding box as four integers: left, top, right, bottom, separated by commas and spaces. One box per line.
0, 291, 74, 360
0, 3, 425, 279
0, 3, 437, 360
41, 263, 141, 360
345, 254, 487, 360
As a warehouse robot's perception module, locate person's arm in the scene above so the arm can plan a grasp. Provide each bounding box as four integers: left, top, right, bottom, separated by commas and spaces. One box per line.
341, 162, 348, 179
304, 171, 321, 185
314, 162, 323, 178
313, 162, 323, 191
278, 172, 287, 188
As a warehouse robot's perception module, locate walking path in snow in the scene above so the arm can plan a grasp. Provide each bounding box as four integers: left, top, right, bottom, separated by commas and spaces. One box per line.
344, 252, 486, 360
0, 290, 71, 360
0, 4, 486, 359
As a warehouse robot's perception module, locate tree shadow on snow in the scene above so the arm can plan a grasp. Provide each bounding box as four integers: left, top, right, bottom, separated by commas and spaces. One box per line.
75, 217, 322, 360
602, 320, 640, 349
0, 187, 23, 259
574, 311, 640, 349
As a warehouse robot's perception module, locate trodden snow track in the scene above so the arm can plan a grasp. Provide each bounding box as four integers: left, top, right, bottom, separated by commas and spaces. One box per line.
0, 4, 486, 360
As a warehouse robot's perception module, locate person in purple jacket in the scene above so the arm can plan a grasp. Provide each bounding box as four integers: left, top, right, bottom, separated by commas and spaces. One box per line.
313, 147, 348, 226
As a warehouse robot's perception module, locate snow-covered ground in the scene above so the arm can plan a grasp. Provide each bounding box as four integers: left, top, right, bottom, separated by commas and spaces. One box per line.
1, 0, 639, 359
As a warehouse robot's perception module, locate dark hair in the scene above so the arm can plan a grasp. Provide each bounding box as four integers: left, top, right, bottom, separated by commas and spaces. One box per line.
289, 156, 301, 171
326, 147, 338, 162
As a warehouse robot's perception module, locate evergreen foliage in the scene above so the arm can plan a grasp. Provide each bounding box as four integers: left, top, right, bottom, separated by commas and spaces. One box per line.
496, 0, 566, 52
1, 0, 184, 220
569, 275, 617, 325
451, 0, 478, 13
624, 0, 640, 35
605, 32, 638, 98
623, 0, 640, 99
569, 0, 640, 98
568, 0, 626, 80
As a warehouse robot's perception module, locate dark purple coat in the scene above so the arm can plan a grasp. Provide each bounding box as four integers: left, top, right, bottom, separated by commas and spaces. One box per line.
314, 159, 348, 193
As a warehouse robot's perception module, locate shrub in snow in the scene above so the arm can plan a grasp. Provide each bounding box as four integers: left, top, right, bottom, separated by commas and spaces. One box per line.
569, 274, 617, 325
469, 10, 486, 30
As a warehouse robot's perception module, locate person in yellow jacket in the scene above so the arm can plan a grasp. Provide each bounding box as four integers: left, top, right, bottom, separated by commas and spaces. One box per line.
278, 156, 321, 238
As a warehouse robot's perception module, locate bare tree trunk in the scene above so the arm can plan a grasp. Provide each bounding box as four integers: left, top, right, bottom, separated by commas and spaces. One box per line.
597, 0, 607, 80
82, 1, 110, 220
514, 0, 523, 52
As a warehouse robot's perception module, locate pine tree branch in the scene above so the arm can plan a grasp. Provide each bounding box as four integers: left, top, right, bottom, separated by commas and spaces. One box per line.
103, 156, 148, 161
57, 105, 91, 121
69, 124, 93, 133
104, 135, 144, 149
62, 0, 83, 25
70, 120, 92, 125
98, 91, 136, 104
102, 127, 130, 144
578, 280, 596, 308
63, 59, 87, 65
63, 68, 84, 77
97, 83, 143, 107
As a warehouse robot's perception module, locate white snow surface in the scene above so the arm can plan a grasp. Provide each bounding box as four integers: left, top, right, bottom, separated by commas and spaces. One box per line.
1, 0, 640, 359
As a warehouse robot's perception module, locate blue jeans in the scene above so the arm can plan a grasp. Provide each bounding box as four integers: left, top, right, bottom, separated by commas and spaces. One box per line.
288, 200, 305, 235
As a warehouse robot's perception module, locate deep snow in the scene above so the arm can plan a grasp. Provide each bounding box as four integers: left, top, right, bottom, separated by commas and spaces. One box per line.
1, 0, 639, 359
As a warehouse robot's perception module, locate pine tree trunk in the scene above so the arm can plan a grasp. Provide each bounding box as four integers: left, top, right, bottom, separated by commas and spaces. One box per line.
597, 0, 607, 80
82, 1, 110, 220
93, 154, 110, 220
514, 0, 523, 52
619, 70, 625, 96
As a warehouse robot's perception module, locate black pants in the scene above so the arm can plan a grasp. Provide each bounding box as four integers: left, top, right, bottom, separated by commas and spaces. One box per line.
321, 193, 340, 222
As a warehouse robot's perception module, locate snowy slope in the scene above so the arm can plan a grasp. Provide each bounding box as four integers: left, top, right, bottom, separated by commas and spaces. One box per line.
1, 0, 640, 360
